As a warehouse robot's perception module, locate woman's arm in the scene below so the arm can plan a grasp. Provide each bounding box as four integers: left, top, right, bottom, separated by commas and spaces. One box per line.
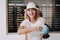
17, 26, 34, 35
17, 26, 43, 35
17, 26, 42, 34
33, 26, 43, 31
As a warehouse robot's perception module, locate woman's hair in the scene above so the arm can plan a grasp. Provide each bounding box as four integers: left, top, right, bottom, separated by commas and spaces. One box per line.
24, 9, 40, 21
36, 5, 43, 17
39, 11, 43, 17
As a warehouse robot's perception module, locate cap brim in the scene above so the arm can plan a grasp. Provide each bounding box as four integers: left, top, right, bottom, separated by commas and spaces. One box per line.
24, 8, 38, 11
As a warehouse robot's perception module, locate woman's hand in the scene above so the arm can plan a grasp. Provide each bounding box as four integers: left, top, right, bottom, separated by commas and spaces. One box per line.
32, 27, 40, 31
17, 26, 27, 35
17, 26, 33, 34
32, 26, 43, 31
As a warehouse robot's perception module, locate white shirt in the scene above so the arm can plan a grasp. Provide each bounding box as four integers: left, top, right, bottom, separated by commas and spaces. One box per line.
20, 17, 45, 40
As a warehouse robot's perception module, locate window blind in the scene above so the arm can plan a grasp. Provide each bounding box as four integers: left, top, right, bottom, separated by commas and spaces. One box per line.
8, 0, 53, 33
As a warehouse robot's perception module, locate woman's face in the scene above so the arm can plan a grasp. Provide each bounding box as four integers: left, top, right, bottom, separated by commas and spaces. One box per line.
26, 8, 37, 18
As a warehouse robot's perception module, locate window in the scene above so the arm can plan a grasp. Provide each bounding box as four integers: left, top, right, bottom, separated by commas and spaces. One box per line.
8, 0, 53, 33
52, 0, 60, 31
8, 3, 26, 33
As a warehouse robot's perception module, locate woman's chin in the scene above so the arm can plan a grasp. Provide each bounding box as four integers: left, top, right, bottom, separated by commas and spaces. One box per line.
29, 16, 34, 18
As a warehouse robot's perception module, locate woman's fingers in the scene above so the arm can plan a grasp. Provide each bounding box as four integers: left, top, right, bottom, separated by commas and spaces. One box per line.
32, 27, 39, 31
39, 27, 43, 30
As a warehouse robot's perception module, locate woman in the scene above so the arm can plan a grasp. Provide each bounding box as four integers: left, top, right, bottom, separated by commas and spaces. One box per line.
17, 2, 45, 40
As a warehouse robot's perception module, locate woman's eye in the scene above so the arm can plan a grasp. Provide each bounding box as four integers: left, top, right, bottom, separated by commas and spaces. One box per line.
32, 8, 36, 10
27, 9, 30, 11
27, 8, 36, 11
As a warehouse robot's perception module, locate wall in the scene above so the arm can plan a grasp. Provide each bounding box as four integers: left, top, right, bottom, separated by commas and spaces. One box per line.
0, 0, 60, 40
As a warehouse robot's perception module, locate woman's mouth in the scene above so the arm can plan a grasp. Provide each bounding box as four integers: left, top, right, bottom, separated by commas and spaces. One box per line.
27, 12, 34, 17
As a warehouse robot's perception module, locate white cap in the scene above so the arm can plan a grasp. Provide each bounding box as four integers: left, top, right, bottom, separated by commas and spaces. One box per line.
24, 2, 38, 11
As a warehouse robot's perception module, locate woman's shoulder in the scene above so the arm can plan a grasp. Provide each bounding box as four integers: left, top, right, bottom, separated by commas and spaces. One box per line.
38, 17, 46, 22
38, 17, 45, 20
20, 19, 28, 26
22, 19, 29, 23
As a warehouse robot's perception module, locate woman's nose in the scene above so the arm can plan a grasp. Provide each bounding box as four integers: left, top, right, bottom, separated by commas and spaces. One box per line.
29, 9, 32, 12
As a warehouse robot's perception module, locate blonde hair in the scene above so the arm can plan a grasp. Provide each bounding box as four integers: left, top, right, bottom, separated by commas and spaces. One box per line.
24, 9, 40, 21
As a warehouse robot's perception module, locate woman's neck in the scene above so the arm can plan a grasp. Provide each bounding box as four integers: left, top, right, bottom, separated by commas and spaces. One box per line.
30, 17, 37, 23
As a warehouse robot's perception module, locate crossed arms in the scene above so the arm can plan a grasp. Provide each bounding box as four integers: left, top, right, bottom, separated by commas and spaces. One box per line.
17, 26, 43, 35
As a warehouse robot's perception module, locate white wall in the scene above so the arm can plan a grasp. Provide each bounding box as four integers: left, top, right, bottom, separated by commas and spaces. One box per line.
0, 0, 60, 40
0, 0, 25, 40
